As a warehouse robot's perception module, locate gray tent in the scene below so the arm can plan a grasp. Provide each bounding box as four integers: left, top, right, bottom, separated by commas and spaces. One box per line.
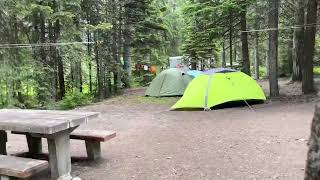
145, 68, 193, 97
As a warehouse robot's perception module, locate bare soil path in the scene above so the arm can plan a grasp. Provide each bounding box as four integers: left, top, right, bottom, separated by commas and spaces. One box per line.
6, 79, 319, 180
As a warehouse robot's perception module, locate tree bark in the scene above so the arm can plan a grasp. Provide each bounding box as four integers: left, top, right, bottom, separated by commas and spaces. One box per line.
254, 3, 260, 79
268, 0, 280, 97
287, 30, 294, 75
240, 5, 250, 76
54, 20, 65, 100
304, 105, 320, 180
222, 41, 226, 68
123, 6, 132, 88
302, 0, 318, 94
229, 14, 233, 68
292, 0, 304, 81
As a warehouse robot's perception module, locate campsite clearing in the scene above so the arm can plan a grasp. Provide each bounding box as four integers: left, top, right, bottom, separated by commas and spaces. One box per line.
4, 78, 318, 180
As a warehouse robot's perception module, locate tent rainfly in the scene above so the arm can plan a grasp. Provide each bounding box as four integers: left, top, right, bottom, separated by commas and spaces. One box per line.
145, 68, 193, 97
171, 68, 266, 110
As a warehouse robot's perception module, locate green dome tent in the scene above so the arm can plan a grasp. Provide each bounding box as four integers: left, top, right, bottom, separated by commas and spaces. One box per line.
171, 69, 266, 110
145, 68, 193, 97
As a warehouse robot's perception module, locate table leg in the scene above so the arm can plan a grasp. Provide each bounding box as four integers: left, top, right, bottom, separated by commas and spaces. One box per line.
47, 130, 72, 180
0, 130, 7, 155
26, 134, 42, 157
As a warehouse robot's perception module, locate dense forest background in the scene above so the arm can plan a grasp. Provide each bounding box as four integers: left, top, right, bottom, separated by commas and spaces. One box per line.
0, 0, 319, 109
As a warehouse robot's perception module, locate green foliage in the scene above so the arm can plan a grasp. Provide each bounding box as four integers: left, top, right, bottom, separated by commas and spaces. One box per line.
250, 66, 267, 78
85, 23, 113, 32
58, 92, 92, 110
314, 67, 320, 75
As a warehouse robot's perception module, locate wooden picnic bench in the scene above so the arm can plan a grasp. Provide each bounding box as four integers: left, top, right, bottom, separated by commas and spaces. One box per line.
12, 130, 116, 160
0, 155, 48, 180
0, 109, 100, 179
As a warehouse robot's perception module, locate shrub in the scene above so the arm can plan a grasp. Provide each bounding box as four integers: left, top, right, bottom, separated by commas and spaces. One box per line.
59, 92, 92, 110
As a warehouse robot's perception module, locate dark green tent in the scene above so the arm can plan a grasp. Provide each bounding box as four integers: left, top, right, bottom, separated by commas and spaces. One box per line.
145, 68, 193, 97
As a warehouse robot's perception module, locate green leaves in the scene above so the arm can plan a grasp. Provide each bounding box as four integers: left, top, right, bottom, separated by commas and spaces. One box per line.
85, 23, 113, 32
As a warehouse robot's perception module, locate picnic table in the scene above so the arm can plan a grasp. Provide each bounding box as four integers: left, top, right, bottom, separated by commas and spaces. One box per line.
0, 109, 99, 179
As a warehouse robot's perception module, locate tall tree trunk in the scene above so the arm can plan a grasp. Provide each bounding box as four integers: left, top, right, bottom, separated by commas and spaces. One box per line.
292, 0, 304, 81
111, 0, 121, 94
304, 105, 320, 180
287, 30, 294, 75
254, 3, 260, 79
240, 5, 250, 76
123, 23, 132, 87
222, 41, 226, 67
233, 42, 237, 64
54, 20, 65, 100
48, 21, 57, 100
302, 0, 318, 94
268, 0, 280, 97
95, 34, 104, 100
254, 34, 259, 79
87, 31, 93, 93
229, 14, 233, 68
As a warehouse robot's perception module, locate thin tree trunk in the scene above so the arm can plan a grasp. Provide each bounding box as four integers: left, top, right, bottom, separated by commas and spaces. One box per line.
87, 31, 93, 93
94, 33, 104, 100
222, 41, 226, 68
254, 3, 260, 79
292, 0, 304, 81
229, 14, 233, 68
302, 0, 318, 94
240, 5, 250, 75
233, 42, 237, 64
54, 20, 65, 100
254, 32, 259, 79
287, 30, 294, 75
268, 0, 280, 97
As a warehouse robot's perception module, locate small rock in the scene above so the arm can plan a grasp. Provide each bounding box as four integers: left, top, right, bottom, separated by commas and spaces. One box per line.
72, 177, 82, 180
295, 138, 306, 142
272, 174, 279, 179
166, 157, 172, 159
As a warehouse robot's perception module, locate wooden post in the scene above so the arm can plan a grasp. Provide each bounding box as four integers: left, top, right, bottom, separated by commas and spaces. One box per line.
47, 130, 72, 180
85, 141, 101, 160
0, 130, 7, 155
305, 105, 320, 180
26, 134, 42, 157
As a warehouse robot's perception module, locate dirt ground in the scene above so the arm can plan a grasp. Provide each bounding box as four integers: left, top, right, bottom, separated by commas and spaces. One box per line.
6, 78, 320, 180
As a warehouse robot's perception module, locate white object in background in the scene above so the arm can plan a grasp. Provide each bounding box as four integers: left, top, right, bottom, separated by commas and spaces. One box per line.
144, 65, 148, 71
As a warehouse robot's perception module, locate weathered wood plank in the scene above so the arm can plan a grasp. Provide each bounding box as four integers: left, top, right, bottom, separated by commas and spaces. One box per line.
26, 134, 42, 158
70, 130, 116, 142
85, 141, 101, 160
0, 109, 99, 134
0, 155, 48, 178
0, 109, 99, 121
